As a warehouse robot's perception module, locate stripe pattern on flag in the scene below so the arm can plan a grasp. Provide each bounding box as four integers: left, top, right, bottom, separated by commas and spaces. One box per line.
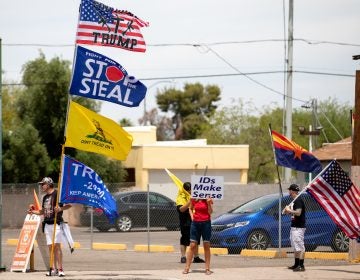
76, 0, 149, 52
307, 160, 360, 239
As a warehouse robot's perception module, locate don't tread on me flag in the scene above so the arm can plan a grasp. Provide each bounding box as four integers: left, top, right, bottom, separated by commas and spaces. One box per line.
64, 100, 133, 161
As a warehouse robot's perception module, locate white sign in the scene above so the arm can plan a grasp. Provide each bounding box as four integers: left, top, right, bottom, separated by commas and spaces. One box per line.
191, 175, 224, 200
10, 214, 41, 272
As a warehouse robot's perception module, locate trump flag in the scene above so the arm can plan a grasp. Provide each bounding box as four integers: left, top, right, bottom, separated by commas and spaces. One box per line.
271, 130, 322, 173
60, 155, 118, 223
76, 0, 149, 52
306, 160, 360, 239
70, 46, 147, 107
64, 100, 133, 161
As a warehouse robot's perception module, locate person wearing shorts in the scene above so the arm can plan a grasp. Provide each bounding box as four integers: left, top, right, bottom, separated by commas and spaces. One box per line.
183, 197, 213, 275
28, 177, 72, 277
284, 184, 306, 272
176, 182, 204, 263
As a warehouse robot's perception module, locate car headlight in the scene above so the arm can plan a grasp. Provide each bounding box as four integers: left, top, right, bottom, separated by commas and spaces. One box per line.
227, 221, 249, 228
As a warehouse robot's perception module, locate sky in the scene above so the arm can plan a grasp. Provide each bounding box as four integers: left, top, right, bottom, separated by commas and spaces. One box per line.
1, 0, 360, 125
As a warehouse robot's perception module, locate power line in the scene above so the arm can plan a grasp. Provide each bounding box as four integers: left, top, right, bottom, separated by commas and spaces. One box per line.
3, 70, 354, 86
3, 70, 354, 104
2, 38, 360, 48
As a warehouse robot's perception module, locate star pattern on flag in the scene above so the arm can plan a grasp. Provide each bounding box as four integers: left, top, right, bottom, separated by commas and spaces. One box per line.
293, 147, 304, 160
322, 161, 352, 196
80, 0, 113, 23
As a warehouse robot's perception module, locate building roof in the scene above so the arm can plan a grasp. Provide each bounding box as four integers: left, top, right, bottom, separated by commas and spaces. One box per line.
312, 137, 352, 160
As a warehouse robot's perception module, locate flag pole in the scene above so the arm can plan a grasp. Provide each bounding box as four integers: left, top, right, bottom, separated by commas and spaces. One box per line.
268, 124, 284, 195
0, 37, 6, 272
47, 3, 78, 270
282, 160, 333, 214
268, 124, 283, 252
48, 145, 66, 274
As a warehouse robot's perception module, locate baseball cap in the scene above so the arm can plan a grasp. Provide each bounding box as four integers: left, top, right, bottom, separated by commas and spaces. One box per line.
288, 184, 300, 192
38, 177, 54, 186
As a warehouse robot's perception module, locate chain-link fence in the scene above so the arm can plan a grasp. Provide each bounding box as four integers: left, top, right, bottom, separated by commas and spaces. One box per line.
2, 183, 350, 260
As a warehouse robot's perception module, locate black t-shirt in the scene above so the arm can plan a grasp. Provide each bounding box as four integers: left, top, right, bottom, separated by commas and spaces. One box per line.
291, 197, 305, 228
42, 190, 64, 224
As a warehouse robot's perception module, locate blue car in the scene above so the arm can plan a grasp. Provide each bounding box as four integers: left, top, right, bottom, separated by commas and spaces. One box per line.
210, 193, 349, 254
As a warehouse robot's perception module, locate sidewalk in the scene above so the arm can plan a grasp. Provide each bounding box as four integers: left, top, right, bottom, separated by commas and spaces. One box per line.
2, 265, 360, 280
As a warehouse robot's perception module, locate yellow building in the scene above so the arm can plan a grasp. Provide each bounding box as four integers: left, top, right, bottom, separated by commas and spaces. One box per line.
123, 126, 249, 191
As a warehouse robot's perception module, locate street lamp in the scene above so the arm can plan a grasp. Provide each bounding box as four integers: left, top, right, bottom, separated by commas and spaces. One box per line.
143, 80, 174, 125
298, 125, 322, 181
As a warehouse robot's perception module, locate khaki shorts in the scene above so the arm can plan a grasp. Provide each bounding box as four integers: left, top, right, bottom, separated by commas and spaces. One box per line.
290, 227, 306, 252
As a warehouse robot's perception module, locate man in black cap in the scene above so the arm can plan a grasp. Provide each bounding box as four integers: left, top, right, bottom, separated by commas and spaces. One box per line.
283, 184, 306, 272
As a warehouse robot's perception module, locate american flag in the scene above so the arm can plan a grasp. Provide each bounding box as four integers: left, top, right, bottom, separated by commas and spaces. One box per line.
76, 0, 149, 52
307, 160, 360, 239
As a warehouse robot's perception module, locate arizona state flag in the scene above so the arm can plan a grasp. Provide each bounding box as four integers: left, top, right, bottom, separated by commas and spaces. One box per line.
271, 130, 322, 173
65, 101, 133, 160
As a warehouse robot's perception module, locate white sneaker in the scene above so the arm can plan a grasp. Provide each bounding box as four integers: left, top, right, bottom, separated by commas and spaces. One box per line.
46, 269, 57, 276
58, 270, 65, 277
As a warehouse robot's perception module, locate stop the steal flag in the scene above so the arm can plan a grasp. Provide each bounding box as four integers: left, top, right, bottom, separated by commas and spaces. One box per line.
65, 100, 133, 160
70, 45, 147, 107
60, 155, 118, 223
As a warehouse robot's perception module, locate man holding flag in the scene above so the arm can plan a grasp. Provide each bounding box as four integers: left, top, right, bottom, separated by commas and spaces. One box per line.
283, 184, 306, 272
270, 128, 321, 272
28, 177, 72, 277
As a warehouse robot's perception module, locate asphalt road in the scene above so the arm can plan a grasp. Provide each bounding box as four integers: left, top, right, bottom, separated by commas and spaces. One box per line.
1, 226, 350, 272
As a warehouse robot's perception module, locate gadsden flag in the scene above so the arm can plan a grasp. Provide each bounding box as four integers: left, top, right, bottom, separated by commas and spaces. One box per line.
65, 100, 133, 160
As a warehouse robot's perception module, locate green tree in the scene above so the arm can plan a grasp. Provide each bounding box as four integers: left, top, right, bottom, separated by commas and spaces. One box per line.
3, 53, 127, 183
75, 152, 127, 192
119, 118, 133, 127
3, 124, 51, 183
203, 99, 279, 183
316, 97, 352, 144
156, 83, 221, 140
202, 98, 352, 183
2, 84, 22, 131
18, 52, 99, 161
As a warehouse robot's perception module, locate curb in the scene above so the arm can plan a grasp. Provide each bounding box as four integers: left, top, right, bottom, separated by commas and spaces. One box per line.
305, 252, 348, 260
241, 249, 287, 258
6, 239, 81, 249
6, 239, 349, 260
134, 244, 174, 252
92, 242, 127, 250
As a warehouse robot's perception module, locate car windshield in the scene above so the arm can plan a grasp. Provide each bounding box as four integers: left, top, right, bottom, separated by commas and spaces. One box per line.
230, 194, 276, 214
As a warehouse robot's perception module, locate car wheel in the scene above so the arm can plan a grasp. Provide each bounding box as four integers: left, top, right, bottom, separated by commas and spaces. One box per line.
96, 225, 111, 232
305, 244, 317, 252
246, 230, 270, 250
227, 247, 242, 254
115, 215, 132, 232
331, 229, 349, 252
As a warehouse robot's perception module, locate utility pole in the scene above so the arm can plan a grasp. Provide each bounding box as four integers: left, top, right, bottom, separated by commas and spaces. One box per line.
349, 70, 360, 261
0, 37, 5, 271
284, 0, 294, 183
